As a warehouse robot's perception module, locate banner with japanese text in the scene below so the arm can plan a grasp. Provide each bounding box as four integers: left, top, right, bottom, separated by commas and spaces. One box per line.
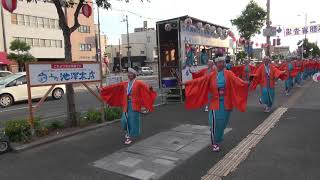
27, 62, 101, 86
284, 24, 320, 36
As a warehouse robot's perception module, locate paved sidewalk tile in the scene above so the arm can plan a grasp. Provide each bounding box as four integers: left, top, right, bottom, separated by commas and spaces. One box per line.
92, 124, 231, 180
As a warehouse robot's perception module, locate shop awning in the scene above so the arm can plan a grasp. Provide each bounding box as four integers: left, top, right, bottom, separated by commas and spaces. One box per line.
0, 52, 12, 65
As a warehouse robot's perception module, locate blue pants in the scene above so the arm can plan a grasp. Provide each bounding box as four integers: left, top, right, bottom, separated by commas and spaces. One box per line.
208, 99, 231, 144
285, 78, 293, 92
121, 100, 141, 137
261, 87, 275, 108
295, 73, 302, 85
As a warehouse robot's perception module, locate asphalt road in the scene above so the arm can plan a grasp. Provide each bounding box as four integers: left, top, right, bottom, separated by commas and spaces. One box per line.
0, 79, 303, 180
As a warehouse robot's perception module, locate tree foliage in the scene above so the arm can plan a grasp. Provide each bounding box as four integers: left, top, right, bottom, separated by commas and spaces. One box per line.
7, 39, 36, 71
231, 0, 267, 40
298, 39, 320, 58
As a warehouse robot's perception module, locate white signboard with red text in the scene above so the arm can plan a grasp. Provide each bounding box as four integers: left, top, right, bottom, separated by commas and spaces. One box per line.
27, 62, 101, 87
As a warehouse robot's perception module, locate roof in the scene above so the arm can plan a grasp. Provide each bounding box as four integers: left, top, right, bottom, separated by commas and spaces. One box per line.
0, 52, 12, 65
156, 15, 229, 29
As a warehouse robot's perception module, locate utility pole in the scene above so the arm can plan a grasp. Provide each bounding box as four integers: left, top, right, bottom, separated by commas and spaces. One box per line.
266, 0, 271, 57
302, 13, 307, 59
0, 4, 7, 52
119, 38, 122, 71
96, 6, 105, 122
125, 15, 131, 68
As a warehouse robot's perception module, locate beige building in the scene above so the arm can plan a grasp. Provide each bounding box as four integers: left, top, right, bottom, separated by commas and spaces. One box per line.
0, 0, 64, 61
0, 0, 97, 69
68, 5, 96, 62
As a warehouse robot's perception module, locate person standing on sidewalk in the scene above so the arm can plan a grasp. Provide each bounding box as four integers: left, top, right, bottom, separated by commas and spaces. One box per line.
251, 56, 286, 113
100, 68, 157, 145
182, 57, 249, 152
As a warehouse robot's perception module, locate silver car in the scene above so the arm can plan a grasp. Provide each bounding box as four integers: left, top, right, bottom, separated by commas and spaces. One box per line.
138, 67, 153, 76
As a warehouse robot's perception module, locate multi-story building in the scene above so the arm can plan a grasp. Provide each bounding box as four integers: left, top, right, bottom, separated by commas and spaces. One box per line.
120, 23, 158, 71
0, 0, 97, 72
68, 4, 96, 62
0, 0, 64, 71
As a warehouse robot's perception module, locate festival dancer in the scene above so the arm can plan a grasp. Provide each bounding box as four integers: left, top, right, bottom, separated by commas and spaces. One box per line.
284, 59, 294, 96
182, 57, 249, 152
100, 68, 157, 145
251, 56, 286, 113
191, 60, 217, 112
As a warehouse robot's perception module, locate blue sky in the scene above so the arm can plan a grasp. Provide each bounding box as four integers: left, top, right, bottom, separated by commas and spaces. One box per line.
94, 0, 320, 51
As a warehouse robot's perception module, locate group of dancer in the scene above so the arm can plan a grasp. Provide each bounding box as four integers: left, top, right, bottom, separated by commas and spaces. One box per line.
99, 57, 320, 152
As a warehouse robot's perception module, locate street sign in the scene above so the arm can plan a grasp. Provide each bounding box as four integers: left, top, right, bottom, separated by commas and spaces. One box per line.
27, 62, 101, 87
106, 76, 122, 85
263, 27, 277, 37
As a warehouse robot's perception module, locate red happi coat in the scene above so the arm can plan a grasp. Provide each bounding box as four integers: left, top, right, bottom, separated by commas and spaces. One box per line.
277, 62, 300, 80
185, 70, 249, 112
251, 63, 284, 90
100, 80, 157, 112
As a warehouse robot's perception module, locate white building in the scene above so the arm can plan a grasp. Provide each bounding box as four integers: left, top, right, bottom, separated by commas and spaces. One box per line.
121, 28, 158, 71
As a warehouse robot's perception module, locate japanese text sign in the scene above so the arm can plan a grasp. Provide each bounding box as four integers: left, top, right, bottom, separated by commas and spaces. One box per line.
27, 62, 101, 86
284, 24, 320, 36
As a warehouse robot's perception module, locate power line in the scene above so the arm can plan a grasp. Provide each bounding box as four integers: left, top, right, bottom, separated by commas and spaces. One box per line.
111, 8, 162, 21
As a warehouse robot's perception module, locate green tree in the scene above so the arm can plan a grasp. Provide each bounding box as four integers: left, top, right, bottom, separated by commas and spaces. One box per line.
7, 39, 36, 72
298, 39, 320, 58
19, 0, 148, 127
235, 51, 247, 63
231, 0, 267, 57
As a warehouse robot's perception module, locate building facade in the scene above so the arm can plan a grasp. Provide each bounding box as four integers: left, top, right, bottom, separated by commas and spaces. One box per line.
0, 0, 65, 62
121, 28, 158, 71
0, 0, 97, 72
68, 4, 96, 62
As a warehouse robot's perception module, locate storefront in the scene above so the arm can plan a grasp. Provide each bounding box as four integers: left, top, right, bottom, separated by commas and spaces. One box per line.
156, 16, 231, 101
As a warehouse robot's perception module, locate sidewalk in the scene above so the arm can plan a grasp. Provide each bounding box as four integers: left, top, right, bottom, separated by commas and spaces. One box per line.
223, 81, 320, 180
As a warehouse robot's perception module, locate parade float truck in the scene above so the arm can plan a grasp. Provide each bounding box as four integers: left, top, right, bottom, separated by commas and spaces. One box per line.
156, 16, 232, 102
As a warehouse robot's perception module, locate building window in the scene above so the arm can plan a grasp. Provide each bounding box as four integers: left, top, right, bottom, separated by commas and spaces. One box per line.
37, 17, 44, 28
50, 19, 56, 29
24, 15, 30, 26
26, 38, 33, 46
51, 40, 56, 47
56, 40, 62, 48
45, 39, 51, 47
140, 51, 145, 55
30, 16, 37, 27
55, 20, 60, 29
147, 36, 151, 43
33, 38, 40, 47
17, 14, 24, 25
11, 14, 17, 24
40, 39, 45, 47
80, 44, 92, 51
18, 37, 26, 42
78, 25, 90, 33
44, 18, 50, 29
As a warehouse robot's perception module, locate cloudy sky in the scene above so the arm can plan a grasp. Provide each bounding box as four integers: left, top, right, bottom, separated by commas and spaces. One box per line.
94, 0, 319, 51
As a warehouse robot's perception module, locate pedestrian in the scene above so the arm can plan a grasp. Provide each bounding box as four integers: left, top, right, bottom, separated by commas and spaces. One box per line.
182, 57, 249, 152
251, 56, 286, 113
100, 68, 157, 145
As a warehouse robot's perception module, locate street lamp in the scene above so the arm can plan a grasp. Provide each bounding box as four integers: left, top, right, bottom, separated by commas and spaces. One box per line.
297, 13, 316, 59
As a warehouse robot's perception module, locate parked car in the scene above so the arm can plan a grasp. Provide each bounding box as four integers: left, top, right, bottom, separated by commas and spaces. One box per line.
0, 72, 65, 108
138, 67, 153, 76
0, 71, 12, 78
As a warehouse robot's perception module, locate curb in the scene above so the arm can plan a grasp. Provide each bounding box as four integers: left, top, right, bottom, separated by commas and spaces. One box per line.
11, 103, 166, 153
